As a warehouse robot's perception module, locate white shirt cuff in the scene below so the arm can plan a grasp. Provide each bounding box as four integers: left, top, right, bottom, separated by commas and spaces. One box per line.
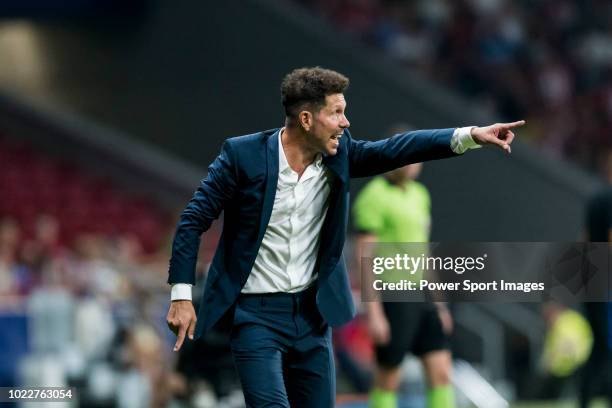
171, 283, 193, 301
451, 126, 482, 154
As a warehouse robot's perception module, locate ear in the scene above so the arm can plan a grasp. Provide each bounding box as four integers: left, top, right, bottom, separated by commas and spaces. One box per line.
298, 110, 313, 132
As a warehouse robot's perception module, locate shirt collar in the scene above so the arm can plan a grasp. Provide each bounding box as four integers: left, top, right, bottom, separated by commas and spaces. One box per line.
278, 128, 291, 174
278, 128, 324, 173
313, 152, 323, 169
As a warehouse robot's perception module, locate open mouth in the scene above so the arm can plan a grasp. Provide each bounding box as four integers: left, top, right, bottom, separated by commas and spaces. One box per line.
330, 133, 343, 140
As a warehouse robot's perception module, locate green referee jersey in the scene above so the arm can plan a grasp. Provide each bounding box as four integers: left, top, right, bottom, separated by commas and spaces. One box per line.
353, 177, 431, 282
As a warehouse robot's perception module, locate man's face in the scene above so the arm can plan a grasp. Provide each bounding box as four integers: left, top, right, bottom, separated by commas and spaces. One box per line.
308, 93, 350, 156
386, 163, 423, 184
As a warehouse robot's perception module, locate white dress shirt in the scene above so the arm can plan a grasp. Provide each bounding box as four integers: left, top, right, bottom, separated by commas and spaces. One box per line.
241, 130, 332, 293
171, 126, 479, 301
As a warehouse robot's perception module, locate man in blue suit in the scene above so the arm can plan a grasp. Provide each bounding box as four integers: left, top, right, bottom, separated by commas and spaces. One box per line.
166, 67, 524, 407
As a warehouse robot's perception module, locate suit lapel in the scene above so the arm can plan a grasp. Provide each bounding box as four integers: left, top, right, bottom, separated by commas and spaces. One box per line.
257, 130, 280, 242
322, 152, 347, 184
317, 147, 349, 281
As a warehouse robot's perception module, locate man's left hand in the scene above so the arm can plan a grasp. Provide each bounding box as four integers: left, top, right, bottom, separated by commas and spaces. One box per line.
470, 120, 525, 154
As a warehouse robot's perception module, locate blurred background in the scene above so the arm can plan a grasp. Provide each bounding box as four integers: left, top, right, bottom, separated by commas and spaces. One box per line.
0, 0, 610, 407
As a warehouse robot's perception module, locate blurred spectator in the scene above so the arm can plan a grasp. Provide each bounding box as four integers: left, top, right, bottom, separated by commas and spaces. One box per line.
541, 302, 592, 380
0, 217, 21, 305
119, 323, 187, 408
71, 233, 124, 300
526, 301, 593, 400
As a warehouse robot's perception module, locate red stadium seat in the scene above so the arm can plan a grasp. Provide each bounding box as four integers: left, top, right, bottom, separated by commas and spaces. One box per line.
0, 136, 171, 254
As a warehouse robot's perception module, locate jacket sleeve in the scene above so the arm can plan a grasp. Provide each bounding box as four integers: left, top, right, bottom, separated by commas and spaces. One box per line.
348, 128, 458, 178
168, 141, 238, 285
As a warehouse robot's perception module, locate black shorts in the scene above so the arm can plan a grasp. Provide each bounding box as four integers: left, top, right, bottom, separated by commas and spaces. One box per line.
375, 302, 449, 368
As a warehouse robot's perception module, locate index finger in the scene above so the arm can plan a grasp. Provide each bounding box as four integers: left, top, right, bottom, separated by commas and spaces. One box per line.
174, 323, 188, 352
501, 120, 525, 129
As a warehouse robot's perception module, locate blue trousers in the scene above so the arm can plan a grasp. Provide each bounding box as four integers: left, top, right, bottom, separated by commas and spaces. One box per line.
230, 286, 335, 407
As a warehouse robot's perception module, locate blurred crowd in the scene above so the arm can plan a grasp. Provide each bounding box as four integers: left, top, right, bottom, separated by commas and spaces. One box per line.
0, 213, 241, 408
298, 0, 612, 173
0, 214, 182, 407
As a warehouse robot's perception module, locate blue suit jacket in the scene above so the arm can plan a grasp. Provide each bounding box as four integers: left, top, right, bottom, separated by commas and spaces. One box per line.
168, 127, 458, 338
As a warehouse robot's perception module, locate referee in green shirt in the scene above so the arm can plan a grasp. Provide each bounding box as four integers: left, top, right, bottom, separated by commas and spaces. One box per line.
353, 162, 455, 408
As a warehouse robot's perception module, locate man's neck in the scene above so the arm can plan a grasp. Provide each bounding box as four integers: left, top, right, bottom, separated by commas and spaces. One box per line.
281, 126, 318, 176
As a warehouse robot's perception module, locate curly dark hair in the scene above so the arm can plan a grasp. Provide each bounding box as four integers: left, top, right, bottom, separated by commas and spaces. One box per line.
281, 67, 349, 118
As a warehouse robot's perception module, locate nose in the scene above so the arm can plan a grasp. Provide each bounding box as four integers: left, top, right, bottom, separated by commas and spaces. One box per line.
341, 115, 350, 129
